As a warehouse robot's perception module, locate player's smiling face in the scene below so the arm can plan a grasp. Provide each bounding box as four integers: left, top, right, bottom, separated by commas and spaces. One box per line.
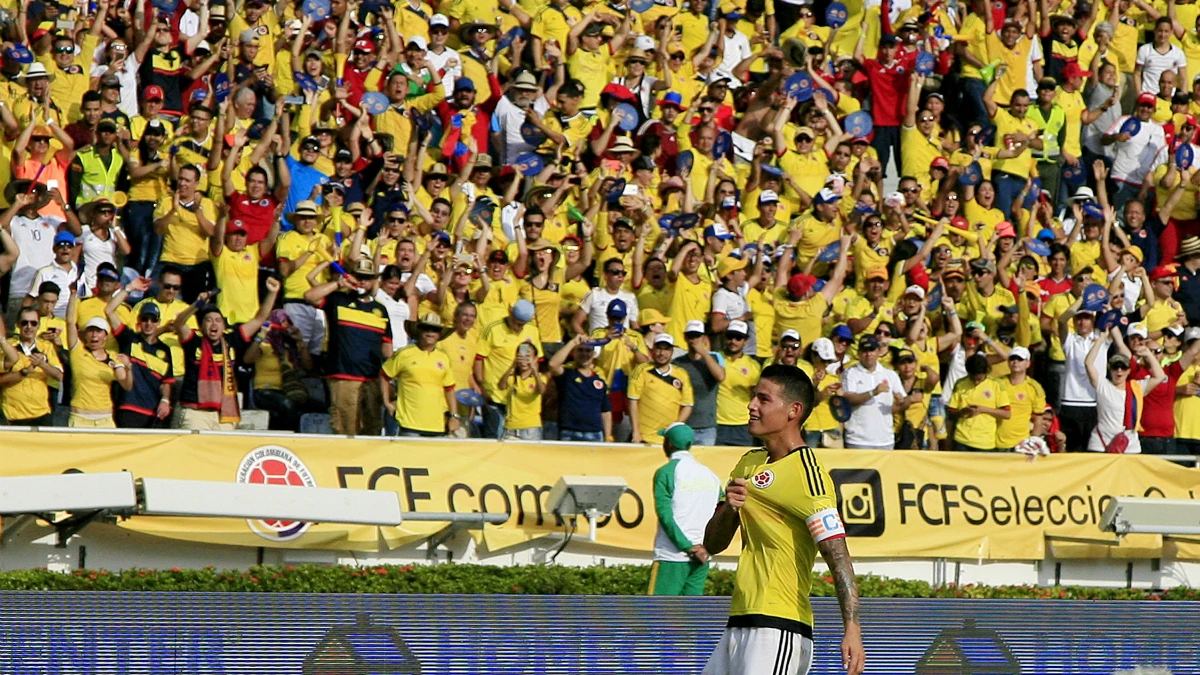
747, 378, 800, 437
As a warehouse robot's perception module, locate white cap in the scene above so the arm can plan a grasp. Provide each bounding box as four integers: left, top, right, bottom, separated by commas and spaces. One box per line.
283, 19, 303, 31
728, 320, 749, 335
1127, 322, 1149, 338
1187, 327, 1200, 342
84, 317, 110, 332
408, 35, 429, 51
196, 39, 213, 53
654, 333, 675, 346
759, 189, 780, 204
684, 320, 706, 335
780, 329, 801, 343
903, 284, 925, 299
430, 13, 450, 27
813, 337, 836, 362
1009, 345, 1031, 360
633, 34, 656, 51
1071, 186, 1096, 201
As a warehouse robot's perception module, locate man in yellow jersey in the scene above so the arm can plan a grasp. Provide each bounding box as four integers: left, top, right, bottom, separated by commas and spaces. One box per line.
702, 364, 865, 675
628, 332, 694, 443
567, 14, 632, 111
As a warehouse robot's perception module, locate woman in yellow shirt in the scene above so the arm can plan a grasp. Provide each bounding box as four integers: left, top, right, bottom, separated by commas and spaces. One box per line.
65, 292, 133, 428
498, 343, 544, 440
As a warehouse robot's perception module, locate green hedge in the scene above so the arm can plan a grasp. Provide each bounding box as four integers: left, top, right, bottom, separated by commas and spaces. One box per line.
0, 565, 1192, 599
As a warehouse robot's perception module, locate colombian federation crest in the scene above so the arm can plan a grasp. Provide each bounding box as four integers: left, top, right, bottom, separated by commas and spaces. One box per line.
751, 469, 774, 489
237, 446, 317, 541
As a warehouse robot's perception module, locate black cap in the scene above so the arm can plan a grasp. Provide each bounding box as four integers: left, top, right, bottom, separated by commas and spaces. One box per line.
335, 148, 353, 161
96, 261, 120, 281
97, 118, 118, 131
138, 303, 161, 321
632, 155, 656, 171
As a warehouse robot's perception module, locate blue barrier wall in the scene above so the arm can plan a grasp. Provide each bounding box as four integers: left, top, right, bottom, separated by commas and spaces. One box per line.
0, 593, 1193, 674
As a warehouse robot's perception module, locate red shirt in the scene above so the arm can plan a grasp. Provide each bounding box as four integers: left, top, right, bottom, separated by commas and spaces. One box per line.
1131, 360, 1183, 437
228, 191, 280, 263
862, 56, 913, 127
1037, 276, 1072, 304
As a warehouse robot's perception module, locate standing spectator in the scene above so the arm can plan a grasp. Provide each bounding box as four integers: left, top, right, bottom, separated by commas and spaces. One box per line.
1136, 18, 1187, 95
841, 334, 904, 449
857, 34, 911, 177
64, 288, 133, 428
277, 200, 334, 355
673, 321, 725, 447
715, 320, 761, 447
1058, 293, 1105, 451
381, 313, 458, 437
105, 282, 174, 429
440, 302, 479, 437
153, 164, 217, 302
948, 353, 1012, 452
474, 299, 542, 439
983, 77, 1037, 219
649, 423, 720, 597
1086, 328, 1167, 453
996, 346, 1047, 452
304, 259, 393, 437
574, 258, 639, 335
3, 187, 53, 326
628, 333, 694, 444
547, 335, 613, 443
172, 279, 278, 431
498, 341, 545, 440
0, 309, 63, 426
209, 214, 279, 325
27, 231, 82, 318
245, 310, 315, 432
1102, 93, 1167, 210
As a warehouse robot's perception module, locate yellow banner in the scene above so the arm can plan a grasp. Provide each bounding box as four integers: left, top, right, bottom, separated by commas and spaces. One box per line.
3, 431, 1199, 560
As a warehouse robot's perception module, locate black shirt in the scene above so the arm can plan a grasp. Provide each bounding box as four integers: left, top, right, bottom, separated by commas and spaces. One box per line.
178, 325, 250, 406
114, 325, 174, 415
1177, 265, 1200, 326
556, 368, 611, 432
321, 291, 392, 381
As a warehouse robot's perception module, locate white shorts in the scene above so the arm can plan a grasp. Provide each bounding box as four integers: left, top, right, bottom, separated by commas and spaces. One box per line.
702, 626, 814, 675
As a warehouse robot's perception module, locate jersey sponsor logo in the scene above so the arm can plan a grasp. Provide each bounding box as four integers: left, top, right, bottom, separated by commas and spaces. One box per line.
751, 469, 774, 489
806, 507, 847, 542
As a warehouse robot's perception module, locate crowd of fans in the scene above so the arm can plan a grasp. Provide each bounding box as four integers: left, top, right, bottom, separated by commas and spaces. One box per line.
6, 0, 1200, 452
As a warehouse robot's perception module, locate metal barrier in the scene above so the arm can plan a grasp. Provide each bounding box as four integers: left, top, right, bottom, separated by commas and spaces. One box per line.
0, 593, 1193, 674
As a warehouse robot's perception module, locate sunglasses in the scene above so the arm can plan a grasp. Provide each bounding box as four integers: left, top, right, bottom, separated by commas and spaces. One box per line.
797, 135, 813, 142
1152, 348, 1164, 354
781, 343, 799, 349
875, 331, 892, 338
97, 207, 115, 214
1111, 363, 1130, 371
55, 242, 73, 248
139, 316, 160, 323
608, 269, 627, 276
388, 217, 407, 223
947, 193, 959, 200
54, 47, 73, 54
972, 269, 990, 276
727, 333, 747, 340
18, 320, 38, 327
161, 283, 181, 290
901, 187, 920, 193
353, 50, 371, 56
700, 107, 715, 113
670, 53, 686, 59
628, 59, 647, 66
919, 116, 935, 122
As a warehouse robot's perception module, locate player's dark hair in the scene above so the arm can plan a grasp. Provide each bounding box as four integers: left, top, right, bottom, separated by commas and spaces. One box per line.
760, 364, 815, 426
37, 281, 60, 297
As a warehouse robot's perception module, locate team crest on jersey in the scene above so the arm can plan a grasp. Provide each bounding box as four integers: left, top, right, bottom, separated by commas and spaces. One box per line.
373, 308, 382, 316
740, 367, 749, 375
984, 390, 993, 398
751, 470, 774, 489
436, 361, 445, 370
672, 379, 682, 389
593, 380, 604, 389
1017, 392, 1026, 400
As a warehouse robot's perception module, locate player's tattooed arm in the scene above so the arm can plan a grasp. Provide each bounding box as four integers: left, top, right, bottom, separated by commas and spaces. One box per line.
818, 536, 861, 626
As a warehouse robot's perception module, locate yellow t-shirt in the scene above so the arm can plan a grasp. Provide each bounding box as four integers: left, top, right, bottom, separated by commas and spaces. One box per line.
383, 344, 456, 433
1175, 363, 1200, 440
2, 339, 61, 421
75, 297, 133, 352
627, 362, 694, 439
567, 46, 611, 109
1056, 86, 1087, 158
986, 33, 1033, 106
666, 274, 713, 344
476, 318, 543, 402
478, 277, 522, 330
772, 288, 827, 348
716, 352, 762, 425
505, 372, 544, 430
901, 124, 944, 183
276, 230, 334, 300
995, 376, 1046, 448
68, 342, 119, 413
155, 197, 218, 266
949, 375, 1011, 449
212, 245, 261, 325
725, 447, 838, 630
991, 106, 1037, 178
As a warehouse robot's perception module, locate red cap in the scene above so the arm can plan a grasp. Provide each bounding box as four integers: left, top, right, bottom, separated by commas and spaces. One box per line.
788, 273, 818, 297
1061, 62, 1091, 79
950, 216, 969, 231
1137, 92, 1158, 106
353, 38, 376, 53
600, 83, 636, 102
227, 219, 248, 233
1150, 264, 1179, 280
996, 221, 1016, 238
31, 27, 50, 40
930, 156, 950, 171
143, 85, 164, 101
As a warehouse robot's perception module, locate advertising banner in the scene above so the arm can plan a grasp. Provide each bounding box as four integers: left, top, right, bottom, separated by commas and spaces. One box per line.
2, 431, 1198, 560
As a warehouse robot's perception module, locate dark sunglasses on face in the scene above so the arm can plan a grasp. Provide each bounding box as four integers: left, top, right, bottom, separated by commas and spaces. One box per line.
161, 283, 181, 290
901, 187, 920, 193
389, 217, 407, 223
18, 320, 38, 327
55, 47, 73, 54
608, 269, 627, 276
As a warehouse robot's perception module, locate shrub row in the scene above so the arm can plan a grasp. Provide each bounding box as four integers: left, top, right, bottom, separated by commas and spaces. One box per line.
0, 564, 1192, 599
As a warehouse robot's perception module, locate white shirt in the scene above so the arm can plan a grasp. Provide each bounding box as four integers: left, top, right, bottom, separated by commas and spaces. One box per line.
398, 271, 437, 298
494, 94, 552, 165
712, 284, 755, 355
614, 74, 660, 118
1106, 266, 1143, 314
841, 362, 905, 447
1135, 43, 1187, 95
375, 289, 411, 346
578, 287, 639, 333
1088, 377, 1147, 453
9, 215, 60, 301
178, 9, 201, 37
79, 226, 119, 290
1105, 114, 1167, 185
1025, 38, 1044, 95
425, 47, 461, 95
717, 31, 752, 85
28, 262, 82, 317
93, 55, 140, 118
1062, 331, 1105, 405
653, 450, 722, 562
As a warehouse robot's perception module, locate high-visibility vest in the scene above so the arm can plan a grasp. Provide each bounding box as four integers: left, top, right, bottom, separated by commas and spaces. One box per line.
76, 147, 124, 205
1028, 105, 1066, 161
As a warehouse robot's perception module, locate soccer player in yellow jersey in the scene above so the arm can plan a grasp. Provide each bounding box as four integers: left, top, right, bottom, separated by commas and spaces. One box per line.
703, 365, 865, 675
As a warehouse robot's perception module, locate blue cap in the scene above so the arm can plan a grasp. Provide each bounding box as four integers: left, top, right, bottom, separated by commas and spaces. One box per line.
456, 77, 475, 91
1037, 228, 1056, 241
832, 324, 853, 341
431, 231, 452, 246
54, 231, 76, 246
703, 224, 734, 240
511, 299, 535, 322
657, 91, 683, 108
859, 334, 880, 351
607, 298, 628, 318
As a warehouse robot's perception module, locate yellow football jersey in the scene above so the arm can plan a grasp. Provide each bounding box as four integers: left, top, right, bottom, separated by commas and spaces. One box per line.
726, 447, 844, 632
